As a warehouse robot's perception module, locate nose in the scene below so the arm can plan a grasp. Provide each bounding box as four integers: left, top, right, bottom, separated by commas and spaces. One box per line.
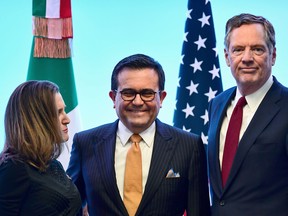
132, 93, 144, 105
63, 113, 70, 125
241, 49, 254, 62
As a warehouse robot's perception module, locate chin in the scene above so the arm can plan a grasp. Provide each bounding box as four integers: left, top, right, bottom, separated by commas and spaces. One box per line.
62, 135, 69, 142
130, 120, 151, 129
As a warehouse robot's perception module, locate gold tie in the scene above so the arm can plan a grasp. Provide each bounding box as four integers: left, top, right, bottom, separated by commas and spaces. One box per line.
123, 134, 143, 216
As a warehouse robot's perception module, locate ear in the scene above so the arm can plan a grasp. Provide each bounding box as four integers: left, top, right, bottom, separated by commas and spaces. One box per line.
159, 90, 167, 107
224, 48, 230, 67
271, 47, 276, 66
109, 91, 116, 108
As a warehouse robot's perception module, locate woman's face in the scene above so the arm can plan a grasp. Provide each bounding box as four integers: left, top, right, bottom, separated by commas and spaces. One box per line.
55, 93, 70, 142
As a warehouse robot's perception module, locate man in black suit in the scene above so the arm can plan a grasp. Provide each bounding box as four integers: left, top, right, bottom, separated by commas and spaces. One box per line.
208, 13, 288, 216
67, 54, 211, 216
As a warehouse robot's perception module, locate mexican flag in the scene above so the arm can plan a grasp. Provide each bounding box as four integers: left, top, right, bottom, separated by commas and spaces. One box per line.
27, 0, 81, 170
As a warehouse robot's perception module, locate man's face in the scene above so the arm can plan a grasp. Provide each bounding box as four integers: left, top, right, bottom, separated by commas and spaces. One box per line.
224, 23, 276, 95
109, 68, 166, 134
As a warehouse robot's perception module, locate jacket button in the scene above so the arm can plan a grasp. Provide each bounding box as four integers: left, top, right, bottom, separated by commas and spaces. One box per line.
219, 200, 225, 206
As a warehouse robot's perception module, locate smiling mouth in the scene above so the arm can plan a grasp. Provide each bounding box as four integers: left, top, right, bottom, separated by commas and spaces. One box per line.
128, 109, 146, 112
128, 110, 147, 116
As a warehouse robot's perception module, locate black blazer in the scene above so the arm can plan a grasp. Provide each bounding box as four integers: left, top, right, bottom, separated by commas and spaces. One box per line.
208, 77, 288, 216
67, 119, 211, 216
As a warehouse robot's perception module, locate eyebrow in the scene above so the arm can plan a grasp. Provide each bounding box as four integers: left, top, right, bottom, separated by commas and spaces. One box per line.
58, 106, 66, 112
121, 88, 155, 91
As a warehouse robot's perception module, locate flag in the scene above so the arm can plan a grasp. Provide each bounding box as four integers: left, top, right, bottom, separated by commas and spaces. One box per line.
173, 0, 223, 146
173, 1, 222, 212
27, 0, 81, 170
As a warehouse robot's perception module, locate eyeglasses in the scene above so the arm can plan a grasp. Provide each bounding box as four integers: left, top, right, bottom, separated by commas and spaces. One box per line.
114, 89, 161, 102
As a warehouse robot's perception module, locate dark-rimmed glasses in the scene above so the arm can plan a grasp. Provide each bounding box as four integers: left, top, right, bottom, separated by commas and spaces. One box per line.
114, 89, 161, 102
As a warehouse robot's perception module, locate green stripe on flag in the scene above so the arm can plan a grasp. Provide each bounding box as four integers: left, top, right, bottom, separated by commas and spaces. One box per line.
33, 0, 46, 17
27, 37, 78, 113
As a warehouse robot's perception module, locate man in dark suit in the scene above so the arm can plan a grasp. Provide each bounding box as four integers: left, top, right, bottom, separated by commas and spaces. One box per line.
67, 54, 211, 216
208, 13, 288, 216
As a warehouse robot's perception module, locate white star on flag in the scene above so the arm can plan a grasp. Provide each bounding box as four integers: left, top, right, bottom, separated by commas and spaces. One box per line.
198, 12, 210, 27
182, 126, 191, 132
205, 0, 210, 4
190, 58, 203, 73
201, 132, 208, 145
177, 77, 181, 87
182, 103, 195, 118
186, 80, 199, 95
180, 55, 185, 65
184, 32, 189, 42
213, 47, 218, 57
187, 9, 193, 19
205, 87, 218, 102
209, 65, 220, 79
201, 110, 209, 125
194, 35, 207, 50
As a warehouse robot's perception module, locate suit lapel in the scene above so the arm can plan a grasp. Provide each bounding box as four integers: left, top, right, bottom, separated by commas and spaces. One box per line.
93, 121, 128, 215
137, 120, 176, 214
224, 79, 282, 189
209, 89, 236, 195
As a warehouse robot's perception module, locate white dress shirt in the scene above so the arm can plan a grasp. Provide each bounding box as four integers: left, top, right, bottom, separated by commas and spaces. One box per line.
219, 76, 273, 168
115, 121, 155, 199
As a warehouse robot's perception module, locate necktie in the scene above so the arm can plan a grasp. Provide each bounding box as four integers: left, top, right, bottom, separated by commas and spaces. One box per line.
123, 134, 143, 216
222, 96, 247, 187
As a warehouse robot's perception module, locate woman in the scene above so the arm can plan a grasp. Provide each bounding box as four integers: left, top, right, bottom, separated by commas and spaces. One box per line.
0, 80, 81, 215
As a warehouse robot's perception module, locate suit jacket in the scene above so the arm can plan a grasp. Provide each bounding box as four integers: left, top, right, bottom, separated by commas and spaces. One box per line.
67, 118, 210, 216
208, 77, 288, 216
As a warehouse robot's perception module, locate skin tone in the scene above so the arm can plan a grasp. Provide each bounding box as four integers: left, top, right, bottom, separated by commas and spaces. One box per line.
109, 68, 167, 134
55, 93, 70, 142
224, 23, 276, 96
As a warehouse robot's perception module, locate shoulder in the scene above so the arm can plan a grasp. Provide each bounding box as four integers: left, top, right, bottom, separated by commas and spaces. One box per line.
208, 87, 235, 112
273, 77, 288, 95
0, 160, 30, 192
156, 119, 200, 141
75, 120, 118, 139
51, 159, 65, 171
0, 159, 26, 174
155, 120, 205, 157
213, 87, 235, 103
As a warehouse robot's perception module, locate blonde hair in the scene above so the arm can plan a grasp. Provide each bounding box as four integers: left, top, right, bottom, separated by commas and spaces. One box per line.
1, 80, 64, 171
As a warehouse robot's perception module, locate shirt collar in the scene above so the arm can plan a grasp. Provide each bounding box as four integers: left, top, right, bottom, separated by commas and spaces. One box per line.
235, 75, 273, 111
117, 121, 155, 147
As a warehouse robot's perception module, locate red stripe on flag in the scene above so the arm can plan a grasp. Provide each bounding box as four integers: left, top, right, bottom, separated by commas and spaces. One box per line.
60, 0, 72, 18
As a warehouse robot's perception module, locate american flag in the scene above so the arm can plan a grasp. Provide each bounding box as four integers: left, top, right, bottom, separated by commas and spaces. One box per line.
173, 0, 223, 147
